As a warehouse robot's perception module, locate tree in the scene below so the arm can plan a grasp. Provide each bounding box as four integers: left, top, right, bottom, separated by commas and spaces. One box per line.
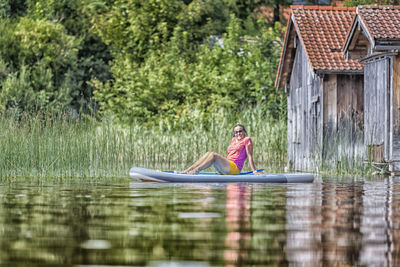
88, 0, 185, 63
0, 18, 80, 113
0, 0, 27, 18
27, 0, 113, 112
93, 15, 285, 125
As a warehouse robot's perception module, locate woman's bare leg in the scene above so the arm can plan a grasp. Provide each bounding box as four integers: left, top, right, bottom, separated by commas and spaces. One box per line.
184, 152, 231, 174
183, 152, 213, 173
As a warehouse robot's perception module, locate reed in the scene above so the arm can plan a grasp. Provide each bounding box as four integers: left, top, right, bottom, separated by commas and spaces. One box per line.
0, 107, 287, 178
317, 117, 375, 177
0, 106, 377, 179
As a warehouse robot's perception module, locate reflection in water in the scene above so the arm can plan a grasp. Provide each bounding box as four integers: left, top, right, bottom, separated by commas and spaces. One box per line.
224, 184, 251, 266
360, 180, 392, 266
285, 178, 399, 266
286, 183, 322, 265
0, 178, 400, 266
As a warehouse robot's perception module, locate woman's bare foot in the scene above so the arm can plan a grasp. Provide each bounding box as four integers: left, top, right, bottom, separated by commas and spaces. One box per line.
181, 168, 191, 174
188, 168, 199, 175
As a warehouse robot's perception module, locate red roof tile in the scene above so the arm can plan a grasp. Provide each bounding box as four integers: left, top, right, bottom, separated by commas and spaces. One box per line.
292, 5, 363, 72
357, 5, 400, 40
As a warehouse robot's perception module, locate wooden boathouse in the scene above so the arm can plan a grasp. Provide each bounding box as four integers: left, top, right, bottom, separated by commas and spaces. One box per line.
344, 5, 400, 173
276, 5, 400, 173
275, 5, 364, 171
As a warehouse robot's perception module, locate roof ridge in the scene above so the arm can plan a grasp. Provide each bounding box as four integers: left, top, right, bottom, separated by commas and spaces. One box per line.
291, 5, 356, 11
356, 4, 400, 41
358, 4, 400, 9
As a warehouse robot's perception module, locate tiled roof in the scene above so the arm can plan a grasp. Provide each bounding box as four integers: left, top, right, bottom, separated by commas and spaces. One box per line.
291, 5, 363, 72
357, 5, 400, 40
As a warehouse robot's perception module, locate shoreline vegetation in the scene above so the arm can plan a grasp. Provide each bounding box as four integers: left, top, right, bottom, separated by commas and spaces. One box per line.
0, 106, 378, 179
0, 107, 287, 179
0, 1, 387, 179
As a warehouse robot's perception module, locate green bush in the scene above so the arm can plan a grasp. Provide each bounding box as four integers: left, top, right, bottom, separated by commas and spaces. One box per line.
0, 17, 79, 113
93, 15, 285, 127
0, 0, 286, 124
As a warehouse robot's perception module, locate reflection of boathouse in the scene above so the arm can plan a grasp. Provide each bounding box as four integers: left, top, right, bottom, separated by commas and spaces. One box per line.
276, 5, 400, 173
284, 179, 400, 266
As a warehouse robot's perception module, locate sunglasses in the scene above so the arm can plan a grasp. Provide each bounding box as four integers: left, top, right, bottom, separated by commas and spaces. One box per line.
234, 130, 244, 135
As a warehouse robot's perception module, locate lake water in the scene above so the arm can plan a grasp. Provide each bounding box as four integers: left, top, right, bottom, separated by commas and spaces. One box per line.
0, 176, 399, 266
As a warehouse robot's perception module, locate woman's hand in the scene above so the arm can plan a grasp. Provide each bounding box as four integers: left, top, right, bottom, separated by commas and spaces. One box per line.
253, 170, 265, 176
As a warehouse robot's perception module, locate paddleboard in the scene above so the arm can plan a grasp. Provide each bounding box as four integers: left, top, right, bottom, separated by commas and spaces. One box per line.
129, 167, 314, 183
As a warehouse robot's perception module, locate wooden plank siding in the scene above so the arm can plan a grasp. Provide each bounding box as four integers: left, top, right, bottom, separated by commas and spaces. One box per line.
393, 56, 400, 137
337, 74, 364, 161
337, 75, 363, 126
392, 55, 400, 161
324, 75, 337, 133
288, 42, 322, 171
323, 74, 364, 162
286, 40, 365, 172
364, 57, 390, 161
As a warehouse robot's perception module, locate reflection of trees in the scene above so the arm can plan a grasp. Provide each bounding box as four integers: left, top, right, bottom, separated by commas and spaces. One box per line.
2, 179, 400, 266
250, 185, 288, 265
0, 183, 91, 265
0, 182, 118, 265
0, 182, 233, 265
125, 184, 227, 265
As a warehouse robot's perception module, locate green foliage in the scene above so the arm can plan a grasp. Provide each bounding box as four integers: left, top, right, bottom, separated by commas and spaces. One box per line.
0, 0, 288, 125
0, 0, 27, 18
0, 17, 79, 113
0, 63, 71, 113
27, 0, 85, 34
344, 0, 399, 6
93, 14, 285, 126
175, 0, 232, 47
27, 0, 114, 112
0, 19, 19, 65
0, 1, 113, 114
87, 0, 267, 61
15, 18, 78, 72
88, 0, 185, 62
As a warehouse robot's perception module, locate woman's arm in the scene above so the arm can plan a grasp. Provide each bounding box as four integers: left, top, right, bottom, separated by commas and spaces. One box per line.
246, 143, 259, 174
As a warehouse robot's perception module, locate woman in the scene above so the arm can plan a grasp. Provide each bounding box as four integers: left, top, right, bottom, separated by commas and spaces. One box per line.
183, 124, 262, 175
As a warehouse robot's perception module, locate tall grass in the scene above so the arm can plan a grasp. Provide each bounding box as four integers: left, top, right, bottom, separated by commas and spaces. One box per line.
319, 125, 368, 177
0, 107, 287, 178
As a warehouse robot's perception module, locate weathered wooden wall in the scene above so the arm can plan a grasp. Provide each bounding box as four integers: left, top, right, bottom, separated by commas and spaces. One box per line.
323, 74, 364, 129
337, 75, 364, 126
393, 56, 400, 137
322, 74, 364, 162
288, 41, 322, 171
323, 75, 337, 133
392, 56, 400, 161
364, 57, 389, 160
337, 74, 364, 160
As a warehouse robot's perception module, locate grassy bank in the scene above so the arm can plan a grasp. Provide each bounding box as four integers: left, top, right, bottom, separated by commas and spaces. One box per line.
0, 107, 287, 178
